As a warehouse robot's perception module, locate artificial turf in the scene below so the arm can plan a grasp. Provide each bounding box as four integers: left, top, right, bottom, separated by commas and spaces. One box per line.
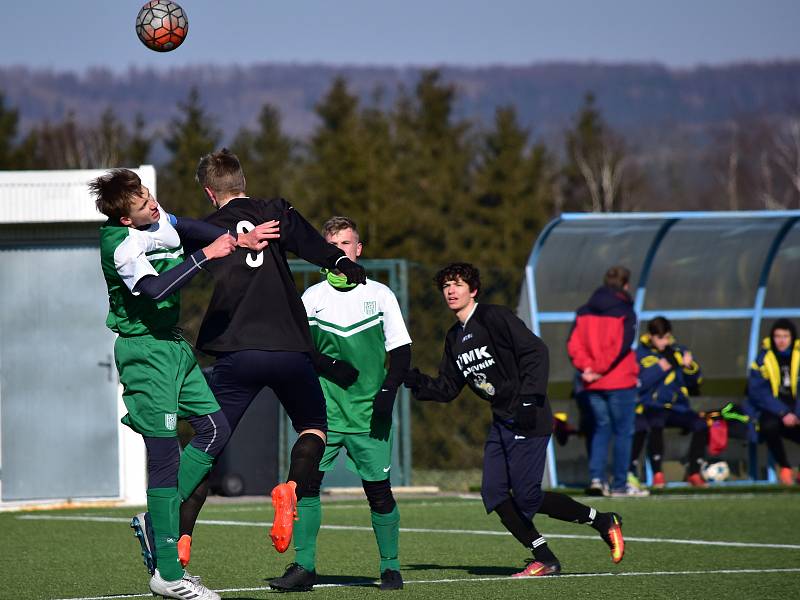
2, 491, 798, 599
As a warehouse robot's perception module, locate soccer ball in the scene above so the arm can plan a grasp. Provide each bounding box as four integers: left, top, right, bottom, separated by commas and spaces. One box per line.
702, 461, 730, 483
135, 1, 188, 52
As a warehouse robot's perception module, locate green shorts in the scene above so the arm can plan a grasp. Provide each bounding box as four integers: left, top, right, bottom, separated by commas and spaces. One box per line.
114, 333, 219, 437
320, 426, 394, 482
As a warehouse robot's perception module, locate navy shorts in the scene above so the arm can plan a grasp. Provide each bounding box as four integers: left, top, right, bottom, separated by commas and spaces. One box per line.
210, 350, 328, 434
481, 420, 549, 521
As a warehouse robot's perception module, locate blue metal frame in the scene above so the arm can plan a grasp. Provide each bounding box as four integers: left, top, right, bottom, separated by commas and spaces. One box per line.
523, 210, 800, 486
524, 216, 563, 488
559, 210, 800, 221
747, 217, 800, 366
631, 218, 678, 343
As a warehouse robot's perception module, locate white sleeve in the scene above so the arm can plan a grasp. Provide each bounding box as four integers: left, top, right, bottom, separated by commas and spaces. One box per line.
113, 235, 158, 295
380, 286, 412, 351
301, 286, 316, 318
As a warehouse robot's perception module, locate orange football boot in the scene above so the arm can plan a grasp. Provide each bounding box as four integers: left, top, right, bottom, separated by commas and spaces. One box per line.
779, 467, 794, 486
177, 534, 192, 567
686, 473, 708, 487
651, 471, 666, 489
270, 480, 298, 553
512, 559, 561, 577
600, 513, 625, 564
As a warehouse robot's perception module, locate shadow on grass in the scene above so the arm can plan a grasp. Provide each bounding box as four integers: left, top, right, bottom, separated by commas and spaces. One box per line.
255, 573, 378, 590
404, 563, 594, 578
316, 574, 377, 587
405, 563, 517, 576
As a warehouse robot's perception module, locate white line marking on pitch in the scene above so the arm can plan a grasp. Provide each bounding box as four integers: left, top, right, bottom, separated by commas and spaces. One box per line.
201, 499, 485, 512
18, 514, 800, 550
49, 568, 800, 600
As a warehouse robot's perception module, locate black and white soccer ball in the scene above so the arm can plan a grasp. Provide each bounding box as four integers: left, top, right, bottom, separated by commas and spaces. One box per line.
701, 461, 730, 483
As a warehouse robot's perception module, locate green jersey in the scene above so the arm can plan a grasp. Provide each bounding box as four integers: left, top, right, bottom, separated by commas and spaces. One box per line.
302, 278, 412, 433
99, 207, 184, 336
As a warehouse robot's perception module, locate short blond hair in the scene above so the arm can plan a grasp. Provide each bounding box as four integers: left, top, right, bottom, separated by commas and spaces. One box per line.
322, 216, 359, 240
196, 148, 246, 196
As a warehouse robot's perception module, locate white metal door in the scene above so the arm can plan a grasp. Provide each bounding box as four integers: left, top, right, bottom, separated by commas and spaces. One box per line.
0, 244, 119, 501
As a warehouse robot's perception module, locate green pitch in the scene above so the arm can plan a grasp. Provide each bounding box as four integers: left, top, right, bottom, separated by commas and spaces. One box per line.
2, 491, 798, 599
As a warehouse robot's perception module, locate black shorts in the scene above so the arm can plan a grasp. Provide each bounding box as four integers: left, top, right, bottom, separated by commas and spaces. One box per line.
481, 420, 549, 521
210, 350, 328, 434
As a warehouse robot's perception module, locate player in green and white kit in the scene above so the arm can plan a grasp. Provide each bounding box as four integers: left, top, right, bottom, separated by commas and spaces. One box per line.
93, 169, 274, 600
269, 217, 411, 592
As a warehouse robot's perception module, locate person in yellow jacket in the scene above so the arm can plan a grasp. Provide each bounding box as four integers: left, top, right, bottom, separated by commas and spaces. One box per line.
746, 319, 800, 486
631, 317, 707, 488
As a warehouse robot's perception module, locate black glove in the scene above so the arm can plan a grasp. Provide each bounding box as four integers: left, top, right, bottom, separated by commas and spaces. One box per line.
373, 387, 397, 421
515, 394, 544, 430
403, 367, 425, 392
310, 351, 359, 388
335, 257, 367, 285
328, 358, 359, 388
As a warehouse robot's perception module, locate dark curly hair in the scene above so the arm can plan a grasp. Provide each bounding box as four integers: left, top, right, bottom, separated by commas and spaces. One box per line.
434, 262, 480, 295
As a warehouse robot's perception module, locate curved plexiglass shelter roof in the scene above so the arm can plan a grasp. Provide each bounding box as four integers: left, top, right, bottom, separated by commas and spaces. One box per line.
519, 211, 800, 387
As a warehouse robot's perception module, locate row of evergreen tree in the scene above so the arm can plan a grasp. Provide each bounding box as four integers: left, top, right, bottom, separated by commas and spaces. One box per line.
0, 71, 636, 468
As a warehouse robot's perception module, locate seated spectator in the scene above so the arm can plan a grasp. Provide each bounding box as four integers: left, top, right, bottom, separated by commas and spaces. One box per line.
747, 318, 800, 486
630, 317, 708, 488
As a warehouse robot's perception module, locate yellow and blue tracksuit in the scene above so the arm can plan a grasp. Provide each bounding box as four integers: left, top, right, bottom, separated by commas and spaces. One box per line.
637, 334, 702, 414
747, 338, 800, 418
746, 338, 800, 468
631, 335, 707, 477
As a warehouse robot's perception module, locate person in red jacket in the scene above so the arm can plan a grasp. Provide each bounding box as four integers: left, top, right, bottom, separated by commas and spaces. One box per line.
567, 266, 640, 496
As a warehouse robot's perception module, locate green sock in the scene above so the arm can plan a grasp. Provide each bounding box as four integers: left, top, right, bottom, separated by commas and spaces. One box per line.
294, 495, 322, 571
177, 444, 215, 501
371, 505, 400, 573
147, 487, 183, 581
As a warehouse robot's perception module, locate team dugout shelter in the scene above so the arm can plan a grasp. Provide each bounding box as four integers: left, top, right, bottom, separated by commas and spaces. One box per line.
518, 211, 800, 488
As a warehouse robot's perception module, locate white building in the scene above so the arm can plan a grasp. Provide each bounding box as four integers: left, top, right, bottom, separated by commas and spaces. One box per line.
0, 167, 154, 509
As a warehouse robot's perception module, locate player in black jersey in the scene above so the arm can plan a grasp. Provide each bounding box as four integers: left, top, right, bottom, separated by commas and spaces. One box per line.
404, 263, 626, 576
176, 148, 366, 566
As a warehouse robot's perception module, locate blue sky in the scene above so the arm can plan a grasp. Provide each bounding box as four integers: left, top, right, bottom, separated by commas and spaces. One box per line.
2, 0, 798, 71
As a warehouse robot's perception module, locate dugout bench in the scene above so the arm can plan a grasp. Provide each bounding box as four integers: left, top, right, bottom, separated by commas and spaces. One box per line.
550, 397, 797, 488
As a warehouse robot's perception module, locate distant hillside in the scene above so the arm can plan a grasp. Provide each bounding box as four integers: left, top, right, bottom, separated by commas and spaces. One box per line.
1, 61, 799, 150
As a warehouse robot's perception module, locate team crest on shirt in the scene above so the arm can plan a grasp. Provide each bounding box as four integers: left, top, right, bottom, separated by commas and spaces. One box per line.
364, 301, 377, 316
164, 413, 177, 431
472, 373, 496, 396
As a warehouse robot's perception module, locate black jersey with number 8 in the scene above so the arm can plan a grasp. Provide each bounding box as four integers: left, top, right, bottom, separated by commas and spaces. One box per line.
197, 197, 344, 355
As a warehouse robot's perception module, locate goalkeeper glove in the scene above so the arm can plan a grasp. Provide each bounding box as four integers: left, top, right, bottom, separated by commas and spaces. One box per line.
334, 256, 366, 285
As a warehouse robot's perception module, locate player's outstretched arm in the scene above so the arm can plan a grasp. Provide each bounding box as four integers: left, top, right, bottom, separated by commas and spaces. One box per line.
170, 214, 278, 252
404, 344, 465, 403
133, 233, 236, 301
334, 256, 367, 285
278, 200, 365, 284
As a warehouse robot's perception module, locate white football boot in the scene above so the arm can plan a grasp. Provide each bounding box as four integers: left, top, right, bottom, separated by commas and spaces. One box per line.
182, 571, 201, 585
149, 569, 220, 600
